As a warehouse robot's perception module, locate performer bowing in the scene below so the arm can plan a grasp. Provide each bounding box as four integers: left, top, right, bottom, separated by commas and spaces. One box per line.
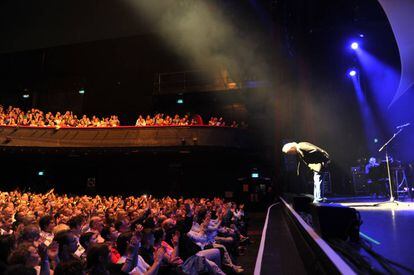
282, 142, 330, 203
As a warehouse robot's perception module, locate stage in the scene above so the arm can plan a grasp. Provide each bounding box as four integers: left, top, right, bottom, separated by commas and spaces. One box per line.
324, 196, 414, 274
255, 196, 414, 274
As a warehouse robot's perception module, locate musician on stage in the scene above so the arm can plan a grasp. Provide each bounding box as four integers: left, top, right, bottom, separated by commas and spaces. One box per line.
365, 157, 379, 174
365, 157, 383, 198
282, 142, 330, 203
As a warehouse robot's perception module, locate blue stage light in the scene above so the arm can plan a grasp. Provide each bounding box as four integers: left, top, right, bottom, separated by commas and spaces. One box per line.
349, 70, 357, 77
351, 42, 359, 50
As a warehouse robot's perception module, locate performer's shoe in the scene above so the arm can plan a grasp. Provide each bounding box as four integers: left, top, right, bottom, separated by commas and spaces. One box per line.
313, 198, 324, 203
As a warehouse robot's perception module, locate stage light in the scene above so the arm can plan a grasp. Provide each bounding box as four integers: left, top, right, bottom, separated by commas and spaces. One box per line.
349, 70, 357, 77
177, 98, 184, 104
251, 172, 259, 178
38, 171, 45, 176
79, 89, 85, 94
374, 138, 378, 143
351, 42, 359, 50
359, 34, 364, 38
22, 94, 30, 99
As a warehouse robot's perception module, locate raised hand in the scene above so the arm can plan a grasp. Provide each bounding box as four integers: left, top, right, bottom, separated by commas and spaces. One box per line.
154, 246, 166, 263
170, 256, 183, 266
37, 243, 48, 260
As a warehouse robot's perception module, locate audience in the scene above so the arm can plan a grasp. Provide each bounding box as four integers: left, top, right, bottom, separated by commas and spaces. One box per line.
0, 190, 249, 274
0, 105, 120, 128
0, 105, 245, 129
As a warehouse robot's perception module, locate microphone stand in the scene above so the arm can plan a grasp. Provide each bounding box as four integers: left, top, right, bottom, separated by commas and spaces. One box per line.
378, 128, 405, 204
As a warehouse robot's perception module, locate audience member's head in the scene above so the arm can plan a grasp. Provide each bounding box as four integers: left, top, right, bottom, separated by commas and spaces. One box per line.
79, 232, 96, 251
89, 217, 103, 233
54, 231, 79, 260
68, 216, 83, 235
20, 225, 40, 244
8, 243, 40, 268
39, 215, 54, 233
116, 232, 132, 256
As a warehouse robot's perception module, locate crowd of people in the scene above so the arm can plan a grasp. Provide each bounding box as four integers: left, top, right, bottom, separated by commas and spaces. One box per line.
0, 106, 120, 128
0, 190, 249, 275
0, 105, 245, 129
135, 114, 244, 128
207, 117, 246, 128
135, 114, 199, 127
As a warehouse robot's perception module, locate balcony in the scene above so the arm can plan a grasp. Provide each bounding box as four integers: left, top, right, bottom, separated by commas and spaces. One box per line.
0, 125, 250, 151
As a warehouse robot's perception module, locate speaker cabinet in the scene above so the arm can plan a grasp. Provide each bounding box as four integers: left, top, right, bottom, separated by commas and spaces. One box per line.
311, 204, 361, 242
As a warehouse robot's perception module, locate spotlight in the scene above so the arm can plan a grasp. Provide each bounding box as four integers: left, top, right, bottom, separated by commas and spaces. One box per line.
38, 171, 45, 176
177, 98, 184, 104
348, 70, 357, 77
351, 42, 359, 50
359, 34, 364, 38
22, 94, 30, 99
374, 138, 378, 143
79, 89, 85, 94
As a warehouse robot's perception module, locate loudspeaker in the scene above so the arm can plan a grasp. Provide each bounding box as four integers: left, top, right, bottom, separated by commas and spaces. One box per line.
311, 204, 361, 242
351, 167, 368, 194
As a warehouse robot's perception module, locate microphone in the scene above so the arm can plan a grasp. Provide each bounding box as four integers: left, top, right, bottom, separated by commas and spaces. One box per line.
396, 123, 410, 129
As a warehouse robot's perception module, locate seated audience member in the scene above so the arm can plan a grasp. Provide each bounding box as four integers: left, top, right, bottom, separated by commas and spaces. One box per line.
78, 232, 97, 261
139, 228, 155, 266
19, 225, 41, 246
54, 230, 80, 263
8, 243, 52, 275
88, 217, 105, 243
39, 216, 55, 246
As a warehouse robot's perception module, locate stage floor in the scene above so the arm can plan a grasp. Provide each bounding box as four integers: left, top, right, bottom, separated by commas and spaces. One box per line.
325, 196, 414, 274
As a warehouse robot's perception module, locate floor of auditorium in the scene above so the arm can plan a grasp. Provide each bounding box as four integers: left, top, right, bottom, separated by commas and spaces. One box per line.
237, 212, 266, 274
249, 204, 308, 275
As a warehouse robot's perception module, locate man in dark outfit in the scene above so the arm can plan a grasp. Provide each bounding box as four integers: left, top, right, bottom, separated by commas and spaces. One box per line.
282, 142, 330, 203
